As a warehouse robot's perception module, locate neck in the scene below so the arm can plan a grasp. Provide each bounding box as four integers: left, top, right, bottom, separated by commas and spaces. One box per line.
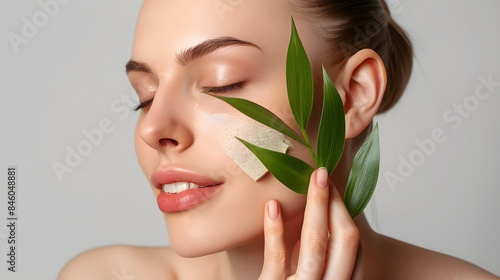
217, 213, 378, 279
217, 240, 264, 280
354, 213, 379, 249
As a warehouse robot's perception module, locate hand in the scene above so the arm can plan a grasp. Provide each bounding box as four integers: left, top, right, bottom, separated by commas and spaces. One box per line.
259, 168, 360, 280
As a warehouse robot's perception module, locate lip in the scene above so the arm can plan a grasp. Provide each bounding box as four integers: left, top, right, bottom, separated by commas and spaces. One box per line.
151, 168, 223, 213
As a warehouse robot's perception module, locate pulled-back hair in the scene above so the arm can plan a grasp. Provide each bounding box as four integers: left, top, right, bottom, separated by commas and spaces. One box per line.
293, 0, 413, 113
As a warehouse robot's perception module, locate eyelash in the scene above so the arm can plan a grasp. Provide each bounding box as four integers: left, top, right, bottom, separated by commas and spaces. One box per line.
133, 82, 245, 111
133, 99, 153, 111
202, 82, 245, 94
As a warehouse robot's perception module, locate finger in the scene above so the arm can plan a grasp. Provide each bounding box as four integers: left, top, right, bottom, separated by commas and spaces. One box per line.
322, 186, 360, 279
294, 168, 330, 280
259, 200, 287, 280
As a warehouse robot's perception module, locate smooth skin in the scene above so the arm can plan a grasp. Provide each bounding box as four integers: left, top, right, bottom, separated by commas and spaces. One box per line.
59, 0, 500, 279
58, 169, 499, 279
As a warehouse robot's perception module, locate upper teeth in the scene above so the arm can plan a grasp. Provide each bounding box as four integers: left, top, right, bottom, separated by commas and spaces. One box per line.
162, 182, 202, 194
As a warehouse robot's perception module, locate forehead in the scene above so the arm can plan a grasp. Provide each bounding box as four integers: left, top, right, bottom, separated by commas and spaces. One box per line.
131, 0, 293, 70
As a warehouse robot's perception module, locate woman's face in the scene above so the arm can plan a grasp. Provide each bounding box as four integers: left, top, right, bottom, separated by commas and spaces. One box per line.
130, 0, 321, 257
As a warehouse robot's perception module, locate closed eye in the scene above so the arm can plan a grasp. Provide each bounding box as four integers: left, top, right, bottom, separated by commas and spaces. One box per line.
202, 82, 245, 94
134, 82, 245, 111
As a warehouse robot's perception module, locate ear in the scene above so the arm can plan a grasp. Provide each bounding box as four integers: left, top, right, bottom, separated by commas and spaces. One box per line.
333, 49, 387, 139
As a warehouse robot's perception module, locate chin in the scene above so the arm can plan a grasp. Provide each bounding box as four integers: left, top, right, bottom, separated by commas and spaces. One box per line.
170, 242, 216, 258
163, 209, 266, 258
169, 232, 264, 259
168, 232, 244, 258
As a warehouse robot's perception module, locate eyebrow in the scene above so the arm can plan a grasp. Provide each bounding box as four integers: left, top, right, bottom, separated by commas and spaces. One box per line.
176, 36, 261, 65
125, 60, 153, 74
125, 37, 261, 73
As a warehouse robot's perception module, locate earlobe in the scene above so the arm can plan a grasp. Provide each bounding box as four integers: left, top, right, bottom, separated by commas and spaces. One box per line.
334, 49, 387, 139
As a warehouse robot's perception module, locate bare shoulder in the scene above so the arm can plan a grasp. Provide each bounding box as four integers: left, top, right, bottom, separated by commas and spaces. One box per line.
58, 245, 219, 280
57, 245, 175, 279
376, 235, 500, 280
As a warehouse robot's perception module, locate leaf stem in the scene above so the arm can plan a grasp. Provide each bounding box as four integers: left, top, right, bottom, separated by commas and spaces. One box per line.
299, 126, 318, 167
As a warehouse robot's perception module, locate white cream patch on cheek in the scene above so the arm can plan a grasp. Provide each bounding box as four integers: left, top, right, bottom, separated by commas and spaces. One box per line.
203, 112, 292, 181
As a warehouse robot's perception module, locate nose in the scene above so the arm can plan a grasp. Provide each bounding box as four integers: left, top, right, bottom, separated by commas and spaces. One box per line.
137, 90, 194, 154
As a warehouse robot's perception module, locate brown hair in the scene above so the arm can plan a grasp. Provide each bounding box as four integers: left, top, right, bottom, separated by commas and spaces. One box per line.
293, 0, 413, 113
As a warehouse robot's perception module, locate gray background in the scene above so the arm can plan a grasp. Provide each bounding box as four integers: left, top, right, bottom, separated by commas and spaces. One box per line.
1, 0, 499, 279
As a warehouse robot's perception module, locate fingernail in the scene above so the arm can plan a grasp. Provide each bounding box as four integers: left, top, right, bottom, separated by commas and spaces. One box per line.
267, 200, 279, 220
316, 167, 328, 188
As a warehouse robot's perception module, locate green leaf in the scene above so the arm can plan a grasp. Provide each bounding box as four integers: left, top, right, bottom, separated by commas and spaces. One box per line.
317, 66, 345, 174
343, 124, 380, 219
237, 137, 314, 194
211, 95, 307, 146
286, 18, 314, 131
204, 18, 381, 214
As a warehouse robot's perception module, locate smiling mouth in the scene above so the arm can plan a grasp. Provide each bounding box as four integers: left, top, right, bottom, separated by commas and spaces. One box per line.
156, 182, 223, 213
162, 182, 219, 194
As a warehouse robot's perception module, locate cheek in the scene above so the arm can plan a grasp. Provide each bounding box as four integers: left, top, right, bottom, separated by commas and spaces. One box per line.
206, 113, 291, 181
194, 100, 294, 180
